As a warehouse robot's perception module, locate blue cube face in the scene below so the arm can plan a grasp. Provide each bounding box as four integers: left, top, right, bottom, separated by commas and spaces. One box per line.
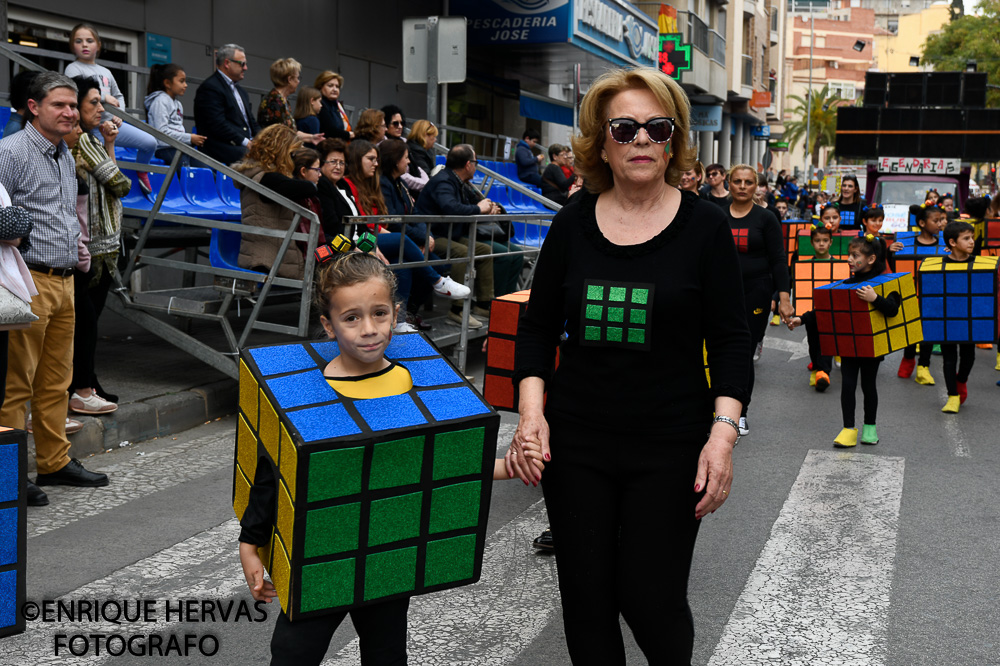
971, 273, 994, 294
946, 296, 968, 318
971, 297, 995, 317
0, 446, 16, 504
972, 319, 995, 341
946, 273, 970, 294
923, 320, 944, 341
923, 296, 944, 318
0, 569, 16, 630
946, 319, 969, 341
921, 274, 944, 295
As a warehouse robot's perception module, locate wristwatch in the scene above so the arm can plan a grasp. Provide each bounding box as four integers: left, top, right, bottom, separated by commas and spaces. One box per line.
712, 415, 741, 447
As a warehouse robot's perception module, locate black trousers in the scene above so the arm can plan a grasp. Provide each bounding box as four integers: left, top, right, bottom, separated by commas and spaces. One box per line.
69, 267, 113, 394
840, 357, 881, 427
941, 343, 975, 396
269, 598, 409, 666
902, 343, 932, 365
743, 276, 773, 417
802, 311, 832, 374
542, 417, 704, 665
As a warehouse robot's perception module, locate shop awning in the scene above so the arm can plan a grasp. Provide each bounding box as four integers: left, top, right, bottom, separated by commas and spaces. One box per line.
519, 91, 574, 127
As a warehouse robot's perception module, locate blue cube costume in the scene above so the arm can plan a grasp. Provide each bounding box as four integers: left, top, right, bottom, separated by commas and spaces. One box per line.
233, 333, 499, 621
0, 427, 26, 638
917, 256, 1000, 343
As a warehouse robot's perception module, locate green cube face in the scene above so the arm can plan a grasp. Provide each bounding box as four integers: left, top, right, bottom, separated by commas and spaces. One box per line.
305, 503, 360, 557
425, 534, 477, 587
429, 481, 482, 533
368, 492, 422, 546
300, 559, 355, 612
308, 447, 363, 501
432, 428, 485, 480
364, 547, 417, 600
579, 281, 654, 350
370, 437, 423, 490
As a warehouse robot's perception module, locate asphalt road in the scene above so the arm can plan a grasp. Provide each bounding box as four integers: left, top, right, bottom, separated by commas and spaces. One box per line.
6, 323, 1000, 665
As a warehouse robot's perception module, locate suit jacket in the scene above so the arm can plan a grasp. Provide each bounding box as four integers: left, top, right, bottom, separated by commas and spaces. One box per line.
194, 71, 260, 166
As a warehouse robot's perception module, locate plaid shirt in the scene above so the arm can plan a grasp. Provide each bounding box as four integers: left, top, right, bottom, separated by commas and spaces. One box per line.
0, 122, 79, 268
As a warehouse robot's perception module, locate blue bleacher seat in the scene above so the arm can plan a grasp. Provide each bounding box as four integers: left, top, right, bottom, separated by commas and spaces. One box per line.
209, 228, 265, 278
119, 169, 186, 221
0, 107, 11, 137
435, 155, 446, 166
216, 173, 242, 208
181, 168, 241, 220
148, 172, 225, 219
115, 146, 138, 162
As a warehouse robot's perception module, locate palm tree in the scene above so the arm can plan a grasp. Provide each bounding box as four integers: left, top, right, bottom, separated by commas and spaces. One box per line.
783, 84, 844, 167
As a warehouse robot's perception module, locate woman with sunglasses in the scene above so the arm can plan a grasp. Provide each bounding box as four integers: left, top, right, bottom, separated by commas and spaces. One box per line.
507, 67, 750, 665
726, 164, 793, 435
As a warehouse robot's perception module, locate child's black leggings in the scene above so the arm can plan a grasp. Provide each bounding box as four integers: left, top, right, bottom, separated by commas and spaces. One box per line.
840, 357, 881, 427
802, 311, 832, 374
941, 343, 975, 396
902, 343, 932, 364
542, 417, 704, 665
269, 599, 409, 665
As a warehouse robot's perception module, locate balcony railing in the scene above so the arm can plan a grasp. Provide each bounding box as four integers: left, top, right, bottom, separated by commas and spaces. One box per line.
742, 54, 754, 86
689, 14, 710, 54
710, 29, 727, 64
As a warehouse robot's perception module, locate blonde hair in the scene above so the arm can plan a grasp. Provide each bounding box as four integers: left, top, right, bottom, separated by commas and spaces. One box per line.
269, 58, 301, 87
728, 164, 761, 205
408, 119, 438, 148
314, 252, 398, 318
234, 124, 300, 177
355, 109, 385, 143
293, 86, 321, 120
572, 67, 695, 193
314, 70, 344, 92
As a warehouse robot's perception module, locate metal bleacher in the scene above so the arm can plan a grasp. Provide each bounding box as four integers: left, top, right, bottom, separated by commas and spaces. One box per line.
0, 42, 560, 376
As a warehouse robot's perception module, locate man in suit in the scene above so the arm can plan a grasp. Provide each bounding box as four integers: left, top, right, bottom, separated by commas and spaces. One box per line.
194, 43, 260, 166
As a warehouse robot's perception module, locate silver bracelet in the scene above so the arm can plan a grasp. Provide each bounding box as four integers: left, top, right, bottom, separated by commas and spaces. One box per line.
712, 415, 741, 446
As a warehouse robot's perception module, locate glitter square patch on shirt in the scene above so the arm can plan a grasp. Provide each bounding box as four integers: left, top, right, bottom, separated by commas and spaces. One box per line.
580, 280, 654, 350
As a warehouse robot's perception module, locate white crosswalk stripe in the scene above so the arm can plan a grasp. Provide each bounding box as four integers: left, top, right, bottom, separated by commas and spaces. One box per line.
708, 450, 905, 666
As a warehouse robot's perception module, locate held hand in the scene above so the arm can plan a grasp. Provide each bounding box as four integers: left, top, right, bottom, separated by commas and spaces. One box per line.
506, 411, 551, 485
190, 134, 207, 147
239, 543, 278, 603
778, 296, 795, 324
856, 285, 877, 303
786, 315, 802, 330
693, 434, 734, 520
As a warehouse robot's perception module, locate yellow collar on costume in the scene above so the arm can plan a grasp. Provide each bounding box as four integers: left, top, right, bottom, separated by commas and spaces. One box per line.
324, 361, 413, 400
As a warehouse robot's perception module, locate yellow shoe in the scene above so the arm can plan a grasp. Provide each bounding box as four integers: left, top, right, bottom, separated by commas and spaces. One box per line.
834, 427, 858, 448
977, 343, 992, 350
809, 370, 817, 386
995, 352, 1000, 371
835, 356, 842, 367
915, 365, 936, 385
942, 395, 960, 413
770, 314, 781, 326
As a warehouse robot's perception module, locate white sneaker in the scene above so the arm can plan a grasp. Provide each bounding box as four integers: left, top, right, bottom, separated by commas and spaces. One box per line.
394, 321, 419, 333
753, 341, 763, 362
433, 276, 471, 299
69, 391, 118, 415
738, 417, 750, 436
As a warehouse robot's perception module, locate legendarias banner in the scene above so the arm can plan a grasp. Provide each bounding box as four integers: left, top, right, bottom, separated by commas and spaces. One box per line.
452, 0, 571, 45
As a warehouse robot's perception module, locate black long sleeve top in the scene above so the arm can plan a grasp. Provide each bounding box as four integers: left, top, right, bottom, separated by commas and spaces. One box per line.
726, 204, 790, 293
842, 270, 901, 318
513, 189, 751, 438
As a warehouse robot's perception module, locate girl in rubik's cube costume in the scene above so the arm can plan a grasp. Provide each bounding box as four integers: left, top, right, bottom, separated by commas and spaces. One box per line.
833, 235, 901, 448
238, 249, 543, 665
897, 203, 948, 383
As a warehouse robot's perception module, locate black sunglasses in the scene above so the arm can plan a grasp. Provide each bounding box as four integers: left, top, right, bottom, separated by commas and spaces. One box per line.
607, 117, 676, 144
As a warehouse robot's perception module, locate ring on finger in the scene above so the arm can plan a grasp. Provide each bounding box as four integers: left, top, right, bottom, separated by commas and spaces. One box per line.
722, 489, 728, 495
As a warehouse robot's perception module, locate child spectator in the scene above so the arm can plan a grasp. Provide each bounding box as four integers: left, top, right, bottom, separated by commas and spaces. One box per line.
66, 23, 158, 194
293, 87, 323, 145
3, 70, 38, 136
144, 63, 206, 166
787, 224, 836, 392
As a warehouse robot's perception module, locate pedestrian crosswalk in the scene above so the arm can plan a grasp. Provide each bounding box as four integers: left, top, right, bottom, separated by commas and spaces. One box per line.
7, 412, 976, 665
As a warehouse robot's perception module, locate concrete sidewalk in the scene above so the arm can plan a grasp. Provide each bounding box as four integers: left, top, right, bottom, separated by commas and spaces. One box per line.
25, 300, 488, 472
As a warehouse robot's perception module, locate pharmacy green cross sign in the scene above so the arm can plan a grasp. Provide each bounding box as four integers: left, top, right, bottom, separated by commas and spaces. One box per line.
658, 33, 691, 80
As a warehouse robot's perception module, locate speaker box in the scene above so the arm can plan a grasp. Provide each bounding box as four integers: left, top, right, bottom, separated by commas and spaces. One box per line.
878, 107, 921, 154
835, 107, 879, 158
963, 72, 987, 108
925, 72, 962, 106
966, 109, 1000, 160
920, 108, 962, 156
888, 73, 926, 106
864, 72, 888, 107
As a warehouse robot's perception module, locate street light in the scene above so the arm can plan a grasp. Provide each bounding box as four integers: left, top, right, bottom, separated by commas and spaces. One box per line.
853, 40, 866, 51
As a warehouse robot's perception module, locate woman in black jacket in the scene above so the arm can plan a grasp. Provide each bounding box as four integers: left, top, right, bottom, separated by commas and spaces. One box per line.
541, 143, 572, 204
405, 119, 438, 197
313, 71, 352, 142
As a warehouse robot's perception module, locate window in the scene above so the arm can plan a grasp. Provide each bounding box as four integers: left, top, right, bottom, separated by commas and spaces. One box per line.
829, 82, 856, 99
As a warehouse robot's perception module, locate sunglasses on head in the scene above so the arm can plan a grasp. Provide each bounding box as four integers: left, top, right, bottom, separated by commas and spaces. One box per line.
607, 117, 676, 144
